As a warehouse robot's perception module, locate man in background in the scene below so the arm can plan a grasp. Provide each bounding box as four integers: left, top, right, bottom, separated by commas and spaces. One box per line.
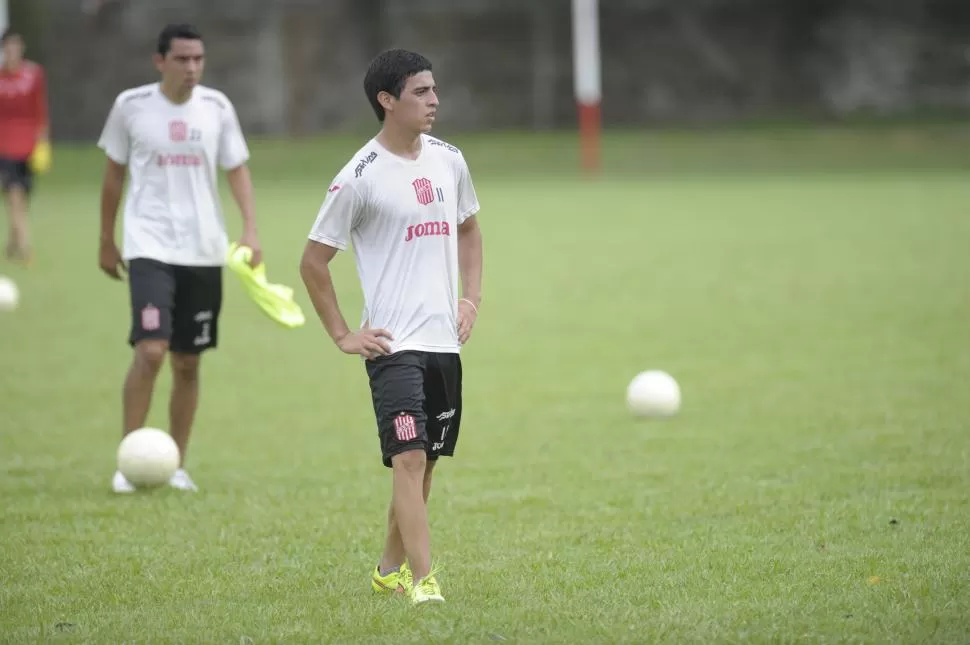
0, 27, 48, 265
98, 23, 262, 493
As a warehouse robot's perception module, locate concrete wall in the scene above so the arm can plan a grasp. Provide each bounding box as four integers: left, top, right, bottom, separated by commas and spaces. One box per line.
34, 0, 970, 141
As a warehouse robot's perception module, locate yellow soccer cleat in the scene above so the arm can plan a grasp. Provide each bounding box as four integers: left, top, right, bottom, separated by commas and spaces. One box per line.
409, 569, 444, 605
372, 561, 411, 595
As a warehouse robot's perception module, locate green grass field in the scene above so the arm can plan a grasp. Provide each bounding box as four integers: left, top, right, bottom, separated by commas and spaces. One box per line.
2, 127, 969, 644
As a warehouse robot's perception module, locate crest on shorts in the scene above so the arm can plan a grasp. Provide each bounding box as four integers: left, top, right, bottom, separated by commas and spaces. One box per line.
393, 413, 418, 441
141, 304, 161, 331
169, 120, 188, 142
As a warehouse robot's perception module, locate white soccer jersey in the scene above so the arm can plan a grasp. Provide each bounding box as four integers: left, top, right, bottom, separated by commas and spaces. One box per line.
308, 134, 480, 354
97, 82, 250, 266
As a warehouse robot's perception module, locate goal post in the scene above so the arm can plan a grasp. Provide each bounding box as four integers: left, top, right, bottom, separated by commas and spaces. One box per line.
571, 0, 601, 174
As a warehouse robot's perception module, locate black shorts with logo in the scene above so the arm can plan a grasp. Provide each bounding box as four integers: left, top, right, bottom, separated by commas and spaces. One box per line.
0, 157, 32, 193
128, 258, 222, 354
365, 350, 463, 468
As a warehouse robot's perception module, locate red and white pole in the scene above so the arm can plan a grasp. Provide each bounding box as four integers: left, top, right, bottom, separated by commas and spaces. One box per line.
572, 0, 602, 174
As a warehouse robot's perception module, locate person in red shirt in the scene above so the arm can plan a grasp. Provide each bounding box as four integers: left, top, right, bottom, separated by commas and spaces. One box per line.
0, 28, 49, 265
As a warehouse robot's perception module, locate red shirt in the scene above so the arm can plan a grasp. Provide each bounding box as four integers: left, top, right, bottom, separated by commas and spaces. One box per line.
0, 61, 48, 160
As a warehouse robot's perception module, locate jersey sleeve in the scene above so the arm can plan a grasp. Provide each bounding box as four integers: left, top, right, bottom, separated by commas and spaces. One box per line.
218, 99, 250, 170
97, 95, 129, 165
308, 180, 362, 251
456, 154, 480, 225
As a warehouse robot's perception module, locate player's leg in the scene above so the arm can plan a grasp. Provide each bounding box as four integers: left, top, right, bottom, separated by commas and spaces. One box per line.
123, 339, 169, 433
390, 448, 435, 592
374, 458, 435, 594
399, 352, 462, 602
167, 265, 222, 491
115, 260, 176, 493
373, 459, 433, 595
169, 351, 200, 467
379, 351, 459, 578
380, 458, 435, 574
1, 160, 32, 263
378, 501, 407, 584
1, 159, 18, 258
4, 186, 29, 260
366, 352, 440, 601
124, 260, 176, 434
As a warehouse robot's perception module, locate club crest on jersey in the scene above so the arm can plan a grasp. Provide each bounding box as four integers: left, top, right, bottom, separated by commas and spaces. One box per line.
412, 178, 445, 206
169, 120, 188, 142
404, 220, 451, 242
412, 178, 434, 205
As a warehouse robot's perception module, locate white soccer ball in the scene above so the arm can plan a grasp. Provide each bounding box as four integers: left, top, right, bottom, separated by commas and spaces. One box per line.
626, 370, 681, 418
117, 428, 180, 488
0, 276, 19, 311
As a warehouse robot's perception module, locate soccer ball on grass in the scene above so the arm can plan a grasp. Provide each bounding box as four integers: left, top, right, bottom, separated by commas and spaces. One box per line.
0, 276, 20, 311
626, 370, 681, 418
117, 428, 180, 488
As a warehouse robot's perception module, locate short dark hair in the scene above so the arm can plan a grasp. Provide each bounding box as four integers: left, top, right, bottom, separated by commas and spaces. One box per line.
363, 49, 433, 122
157, 23, 203, 56
1, 28, 22, 44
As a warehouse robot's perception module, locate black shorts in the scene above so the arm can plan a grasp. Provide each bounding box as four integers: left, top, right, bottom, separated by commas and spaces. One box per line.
0, 157, 32, 193
365, 350, 463, 468
128, 258, 223, 354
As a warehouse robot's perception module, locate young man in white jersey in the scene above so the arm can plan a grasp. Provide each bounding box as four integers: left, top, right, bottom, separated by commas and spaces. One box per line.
97, 23, 263, 493
300, 49, 484, 605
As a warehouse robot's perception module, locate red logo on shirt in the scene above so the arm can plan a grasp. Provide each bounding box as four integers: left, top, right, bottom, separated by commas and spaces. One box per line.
156, 153, 202, 167
169, 120, 188, 142
412, 178, 435, 206
328, 184, 341, 193
404, 220, 451, 242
